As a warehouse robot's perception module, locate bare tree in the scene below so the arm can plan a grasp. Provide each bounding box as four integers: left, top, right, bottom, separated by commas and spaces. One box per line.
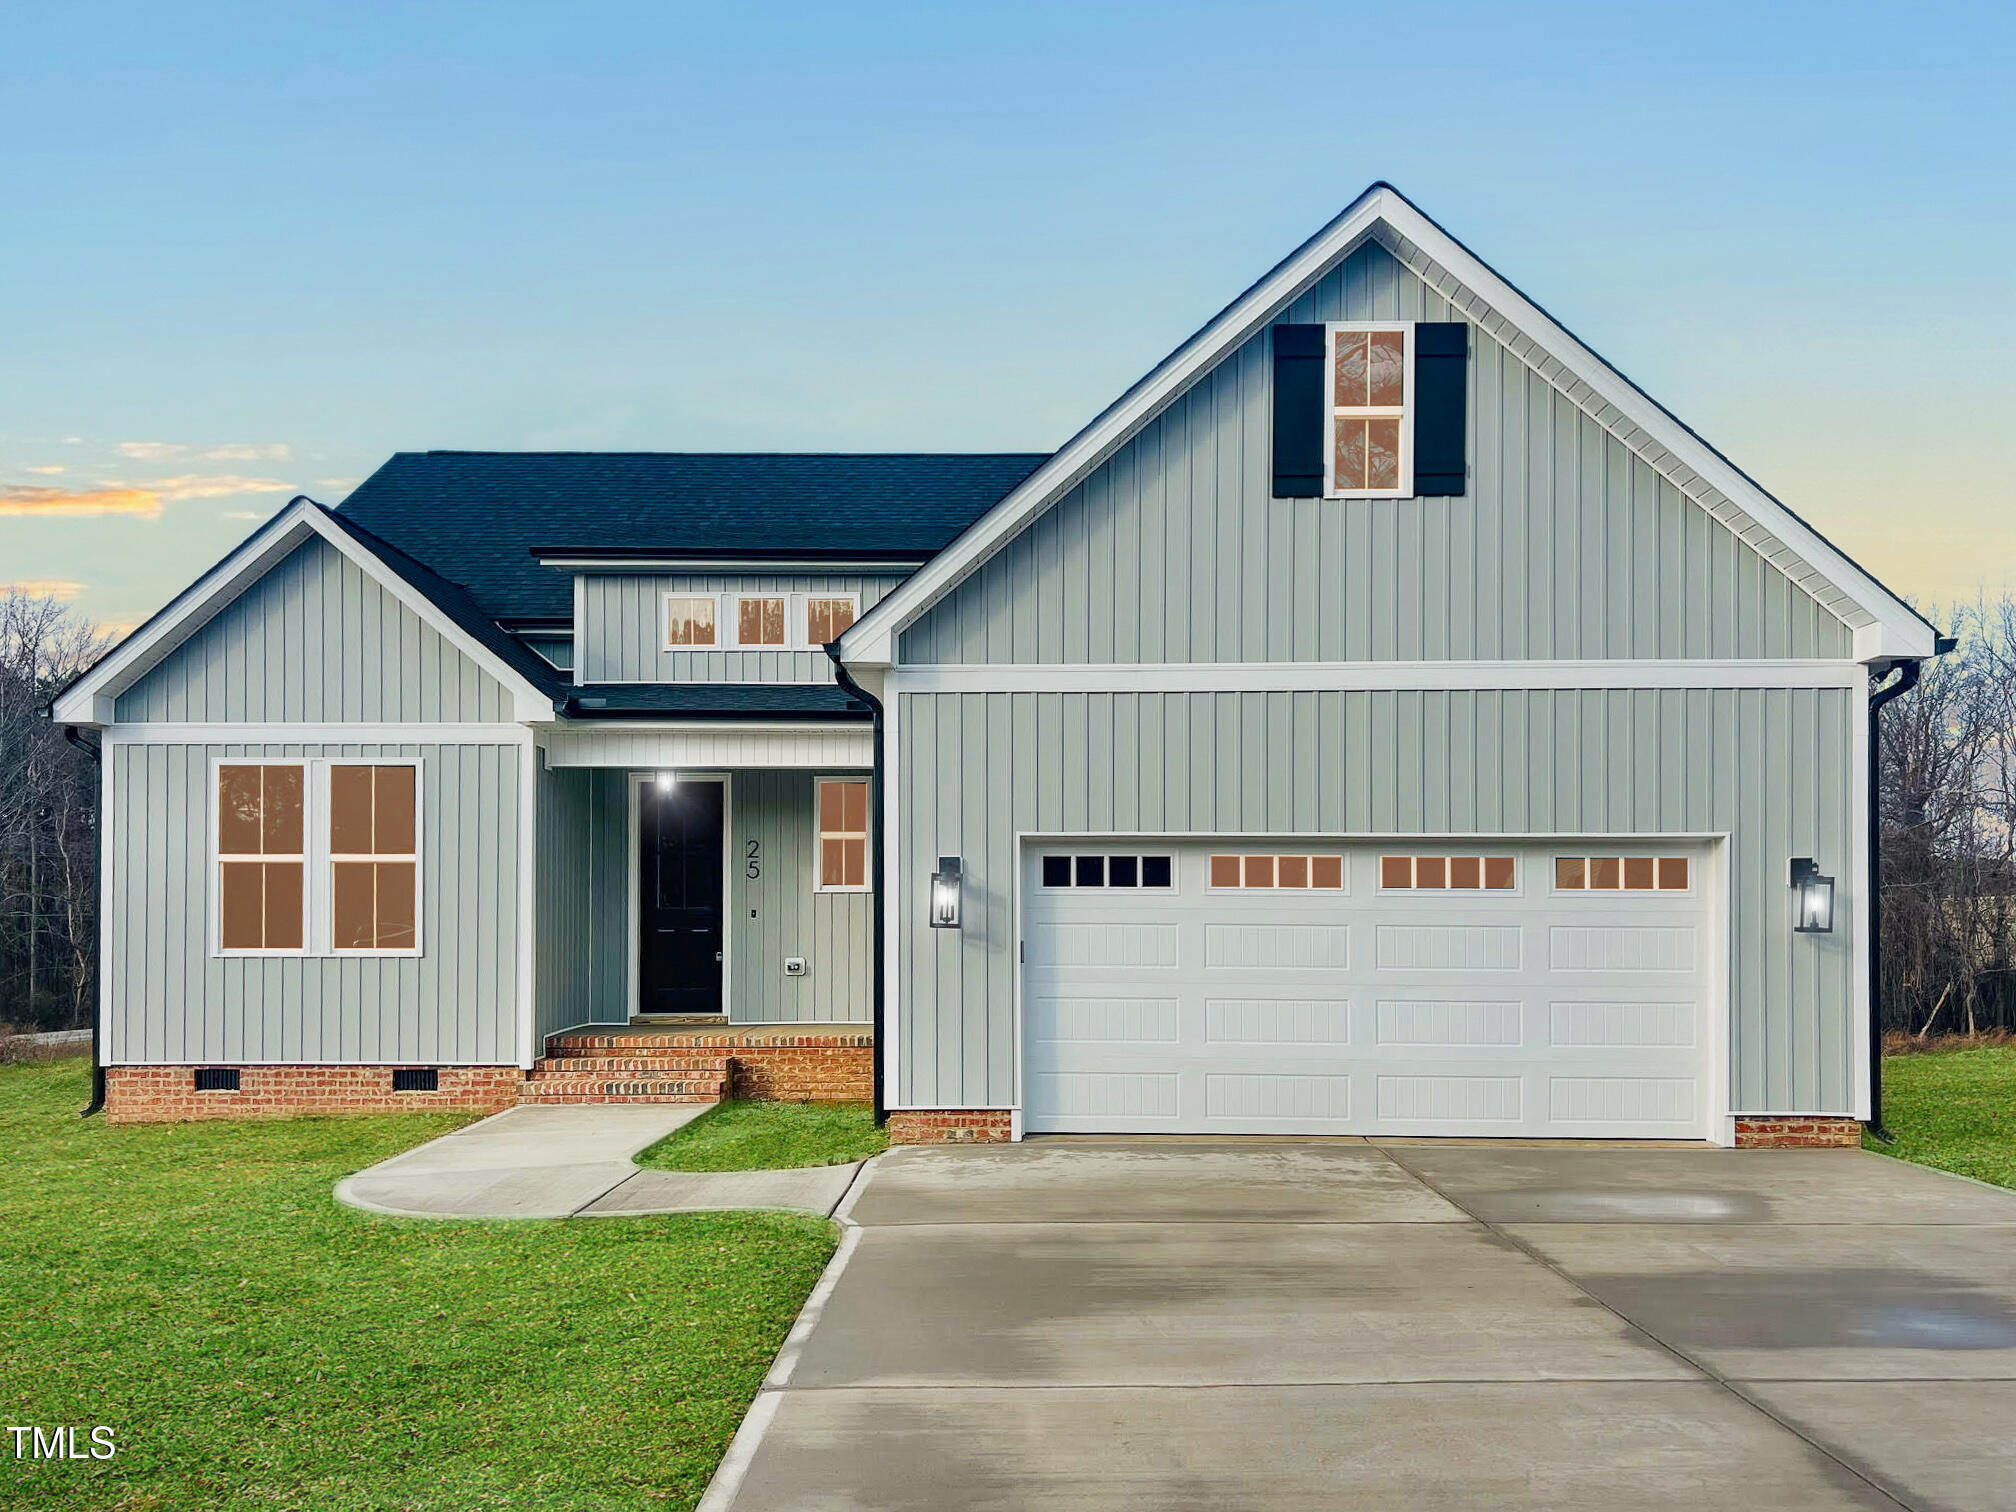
0, 590, 111, 1031
1879, 595, 2016, 1037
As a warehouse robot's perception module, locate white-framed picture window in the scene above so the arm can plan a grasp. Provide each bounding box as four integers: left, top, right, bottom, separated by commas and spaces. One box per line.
214, 760, 308, 955
815, 777, 871, 891
1326, 321, 1413, 497
328, 762, 423, 954
663, 595, 717, 648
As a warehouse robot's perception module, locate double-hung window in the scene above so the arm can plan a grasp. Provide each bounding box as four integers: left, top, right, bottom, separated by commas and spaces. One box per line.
816, 778, 871, 891
212, 759, 422, 956
330, 763, 421, 952
216, 763, 306, 952
1327, 323, 1412, 497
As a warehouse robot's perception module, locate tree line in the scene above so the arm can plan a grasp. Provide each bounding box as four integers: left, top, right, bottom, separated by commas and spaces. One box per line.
0, 590, 108, 1034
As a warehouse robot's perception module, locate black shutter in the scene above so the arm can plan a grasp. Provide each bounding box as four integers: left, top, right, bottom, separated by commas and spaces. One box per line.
1413, 322, 1468, 496
1271, 324, 1325, 498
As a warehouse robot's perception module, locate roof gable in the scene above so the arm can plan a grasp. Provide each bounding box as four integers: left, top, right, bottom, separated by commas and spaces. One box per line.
51, 499, 556, 726
843, 183, 1936, 666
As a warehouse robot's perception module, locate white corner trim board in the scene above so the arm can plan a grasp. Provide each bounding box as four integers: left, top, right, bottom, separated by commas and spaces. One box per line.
838, 184, 1935, 667
886, 661, 1868, 695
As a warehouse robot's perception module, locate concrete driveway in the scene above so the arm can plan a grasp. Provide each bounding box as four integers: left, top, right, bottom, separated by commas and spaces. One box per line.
706, 1139, 2016, 1511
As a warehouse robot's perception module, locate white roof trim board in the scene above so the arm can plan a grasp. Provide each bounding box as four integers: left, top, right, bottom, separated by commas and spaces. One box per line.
840, 183, 1937, 667
51, 499, 556, 727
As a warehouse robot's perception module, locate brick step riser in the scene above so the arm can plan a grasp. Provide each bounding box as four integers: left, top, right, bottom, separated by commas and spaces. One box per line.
520, 1080, 725, 1098
528, 1064, 733, 1080
520, 1093, 723, 1105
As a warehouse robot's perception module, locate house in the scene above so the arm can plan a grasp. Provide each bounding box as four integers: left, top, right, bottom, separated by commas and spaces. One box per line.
52, 183, 1940, 1145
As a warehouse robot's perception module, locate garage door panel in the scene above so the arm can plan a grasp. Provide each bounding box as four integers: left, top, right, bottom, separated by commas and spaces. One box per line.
1022, 842, 1714, 1139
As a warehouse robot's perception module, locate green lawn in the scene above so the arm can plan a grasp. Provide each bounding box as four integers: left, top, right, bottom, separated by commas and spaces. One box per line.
0, 1060, 836, 1512
1869, 1045, 2016, 1190
636, 1100, 887, 1173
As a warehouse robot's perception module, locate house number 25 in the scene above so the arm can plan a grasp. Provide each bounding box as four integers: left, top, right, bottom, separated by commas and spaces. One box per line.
745, 839, 762, 880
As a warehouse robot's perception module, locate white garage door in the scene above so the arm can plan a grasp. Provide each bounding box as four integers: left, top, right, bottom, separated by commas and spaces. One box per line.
1021, 842, 1715, 1139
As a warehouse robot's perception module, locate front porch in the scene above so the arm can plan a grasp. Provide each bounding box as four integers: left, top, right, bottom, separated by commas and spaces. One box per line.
530, 718, 877, 1105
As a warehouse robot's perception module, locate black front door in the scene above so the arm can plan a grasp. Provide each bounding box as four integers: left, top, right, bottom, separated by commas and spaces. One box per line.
639, 778, 724, 1014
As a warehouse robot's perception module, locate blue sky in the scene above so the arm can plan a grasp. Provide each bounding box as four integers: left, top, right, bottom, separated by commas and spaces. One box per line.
5, 0, 2013, 631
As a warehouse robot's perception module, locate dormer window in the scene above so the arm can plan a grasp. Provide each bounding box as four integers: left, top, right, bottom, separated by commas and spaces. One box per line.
736, 596, 788, 646
1326, 322, 1412, 497
664, 596, 717, 647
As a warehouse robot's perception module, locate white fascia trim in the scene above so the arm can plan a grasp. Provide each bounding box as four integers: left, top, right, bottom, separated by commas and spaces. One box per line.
517, 738, 538, 1070
888, 660, 1867, 695
53, 500, 324, 725
540, 556, 927, 573
103, 723, 532, 745
839, 185, 1934, 666
53, 500, 557, 727
550, 719, 874, 735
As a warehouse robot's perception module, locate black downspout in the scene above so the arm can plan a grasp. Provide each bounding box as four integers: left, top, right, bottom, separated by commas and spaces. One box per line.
61, 724, 106, 1118
1865, 657, 1926, 1144
826, 648, 887, 1125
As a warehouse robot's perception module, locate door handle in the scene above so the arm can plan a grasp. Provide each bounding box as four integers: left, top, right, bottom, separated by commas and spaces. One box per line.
715, 951, 724, 962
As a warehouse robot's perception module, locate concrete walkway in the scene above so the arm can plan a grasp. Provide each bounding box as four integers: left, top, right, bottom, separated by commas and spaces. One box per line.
704, 1140, 2016, 1512
334, 1104, 863, 1220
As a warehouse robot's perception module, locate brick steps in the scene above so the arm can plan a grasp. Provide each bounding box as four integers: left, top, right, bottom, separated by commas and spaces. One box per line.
519, 1075, 726, 1104
534, 1055, 731, 1076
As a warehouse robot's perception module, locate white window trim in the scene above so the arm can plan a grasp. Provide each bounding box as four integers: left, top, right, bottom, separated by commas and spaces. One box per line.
705, 590, 862, 651
661, 592, 721, 651
803, 591, 862, 649
813, 775, 874, 894
209, 757, 430, 959
1375, 853, 1523, 897
1035, 850, 1180, 894
1549, 853, 1697, 898
1204, 852, 1350, 894
324, 759, 426, 958
1325, 320, 1414, 499
210, 758, 310, 958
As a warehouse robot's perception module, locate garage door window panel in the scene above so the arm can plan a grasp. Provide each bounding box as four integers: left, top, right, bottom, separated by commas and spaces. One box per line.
1555, 856, 1694, 893
1209, 854, 1344, 891
1381, 855, 1516, 891
1039, 854, 1176, 890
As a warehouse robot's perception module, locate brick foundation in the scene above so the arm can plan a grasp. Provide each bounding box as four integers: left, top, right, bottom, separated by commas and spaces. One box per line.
887, 1109, 1014, 1144
104, 1065, 523, 1125
726, 1039, 874, 1102
1734, 1115, 1864, 1148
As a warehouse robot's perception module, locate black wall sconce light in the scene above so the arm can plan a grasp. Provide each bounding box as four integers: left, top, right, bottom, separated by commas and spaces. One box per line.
930, 856, 963, 929
1790, 857, 1834, 934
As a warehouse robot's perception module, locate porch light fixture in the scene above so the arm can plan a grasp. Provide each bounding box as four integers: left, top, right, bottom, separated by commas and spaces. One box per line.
654, 770, 678, 793
930, 856, 963, 929
1790, 858, 1834, 934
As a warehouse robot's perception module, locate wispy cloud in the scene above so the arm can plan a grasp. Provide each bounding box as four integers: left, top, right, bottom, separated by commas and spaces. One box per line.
2, 578, 86, 600
119, 440, 293, 463
24, 464, 65, 475
219, 509, 273, 521
316, 476, 363, 493
139, 474, 295, 501
0, 483, 162, 518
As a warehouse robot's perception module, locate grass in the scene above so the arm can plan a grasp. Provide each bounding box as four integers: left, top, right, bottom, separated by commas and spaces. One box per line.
0, 1060, 836, 1511
1868, 1043, 2016, 1190
636, 1100, 887, 1173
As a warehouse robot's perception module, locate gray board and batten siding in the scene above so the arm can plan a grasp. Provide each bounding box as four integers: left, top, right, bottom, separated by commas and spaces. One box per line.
579, 573, 908, 684
116, 535, 517, 723
534, 766, 628, 1039
899, 240, 1855, 666
104, 740, 523, 1066
732, 771, 873, 1023
894, 687, 1857, 1116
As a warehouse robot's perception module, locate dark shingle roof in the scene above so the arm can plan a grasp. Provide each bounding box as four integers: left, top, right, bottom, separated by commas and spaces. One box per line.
560, 683, 869, 720
334, 451, 1049, 621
